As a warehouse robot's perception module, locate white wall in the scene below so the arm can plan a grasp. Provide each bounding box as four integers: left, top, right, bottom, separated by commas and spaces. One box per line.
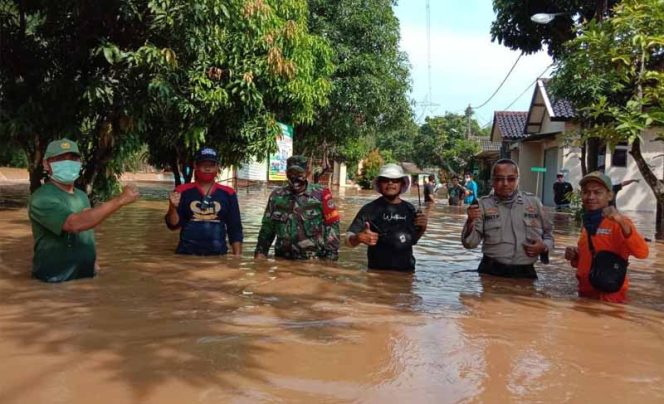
605, 130, 664, 212
540, 118, 565, 134
517, 142, 543, 194
557, 129, 663, 212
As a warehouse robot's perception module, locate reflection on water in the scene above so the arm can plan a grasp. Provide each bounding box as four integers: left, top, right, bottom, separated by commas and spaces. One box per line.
1, 183, 664, 403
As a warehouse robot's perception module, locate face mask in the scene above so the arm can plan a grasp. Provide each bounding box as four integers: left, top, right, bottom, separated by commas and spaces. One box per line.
195, 169, 216, 182
287, 175, 308, 193
50, 160, 81, 184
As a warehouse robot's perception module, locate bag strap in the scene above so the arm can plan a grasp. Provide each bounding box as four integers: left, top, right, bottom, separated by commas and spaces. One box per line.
586, 229, 596, 257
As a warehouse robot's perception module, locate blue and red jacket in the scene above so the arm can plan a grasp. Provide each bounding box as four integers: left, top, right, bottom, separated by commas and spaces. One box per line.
166, 182, 243, 255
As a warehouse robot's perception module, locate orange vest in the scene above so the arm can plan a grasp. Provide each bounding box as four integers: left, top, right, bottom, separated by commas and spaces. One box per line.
574, 217, 649, 303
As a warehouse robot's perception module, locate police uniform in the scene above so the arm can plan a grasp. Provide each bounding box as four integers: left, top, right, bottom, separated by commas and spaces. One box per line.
461, 191, 553, 278
254, 183, 340, 260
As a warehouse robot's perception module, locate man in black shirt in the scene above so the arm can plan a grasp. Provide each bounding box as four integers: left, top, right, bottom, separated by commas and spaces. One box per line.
423, 174, 436, 203
346, 164, 428, 271
553, 172, 573, 211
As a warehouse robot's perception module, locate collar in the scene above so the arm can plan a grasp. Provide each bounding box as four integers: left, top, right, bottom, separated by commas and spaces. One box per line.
492, 190, 523, 205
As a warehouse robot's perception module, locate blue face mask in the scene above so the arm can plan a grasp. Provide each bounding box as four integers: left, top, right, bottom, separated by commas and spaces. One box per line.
50, 160, 81, 184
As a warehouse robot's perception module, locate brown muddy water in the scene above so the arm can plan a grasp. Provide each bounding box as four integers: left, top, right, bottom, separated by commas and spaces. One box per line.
1, 183, 664, 403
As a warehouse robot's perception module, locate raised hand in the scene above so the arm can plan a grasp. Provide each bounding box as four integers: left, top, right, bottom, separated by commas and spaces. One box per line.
357, 221, 379, 246
466, 203, 481, 223
169, 191, 181, 208
119, 184, 140, 206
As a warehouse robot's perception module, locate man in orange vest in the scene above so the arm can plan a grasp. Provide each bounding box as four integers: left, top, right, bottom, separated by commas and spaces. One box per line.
564, 172, 649, 303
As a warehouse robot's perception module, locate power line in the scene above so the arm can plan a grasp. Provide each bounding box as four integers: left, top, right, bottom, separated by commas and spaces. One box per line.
502, 63, 554, 110
469, 51, 524, 110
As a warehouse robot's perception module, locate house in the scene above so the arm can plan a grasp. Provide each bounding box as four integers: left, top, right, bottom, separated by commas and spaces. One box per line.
500, 78, 664, 211
474, 135, 502, 195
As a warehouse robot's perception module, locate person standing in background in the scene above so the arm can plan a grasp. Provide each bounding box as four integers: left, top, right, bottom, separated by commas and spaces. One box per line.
463, 172, 478, 205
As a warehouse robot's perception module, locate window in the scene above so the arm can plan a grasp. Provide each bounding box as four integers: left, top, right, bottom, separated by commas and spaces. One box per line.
611, 142, 628, 167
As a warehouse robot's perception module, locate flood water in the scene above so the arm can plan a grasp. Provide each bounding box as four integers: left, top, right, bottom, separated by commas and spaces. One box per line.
1, 183, 664, 403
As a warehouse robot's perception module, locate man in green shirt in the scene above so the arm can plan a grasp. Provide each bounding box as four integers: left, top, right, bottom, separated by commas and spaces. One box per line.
29, 138, 140, 282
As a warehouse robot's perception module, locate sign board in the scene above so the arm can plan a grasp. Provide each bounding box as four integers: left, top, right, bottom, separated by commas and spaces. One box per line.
530, 167, 547, 173
268, 123, 293, 181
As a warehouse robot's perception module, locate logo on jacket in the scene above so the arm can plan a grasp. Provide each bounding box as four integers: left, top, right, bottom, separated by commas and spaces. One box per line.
190, 200, 221, 222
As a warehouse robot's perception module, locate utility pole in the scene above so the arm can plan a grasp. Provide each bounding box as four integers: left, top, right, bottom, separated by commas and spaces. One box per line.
464, 105, 473, 139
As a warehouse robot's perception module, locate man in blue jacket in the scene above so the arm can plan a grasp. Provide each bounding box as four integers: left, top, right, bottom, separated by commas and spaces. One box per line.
165, 147, 243, 255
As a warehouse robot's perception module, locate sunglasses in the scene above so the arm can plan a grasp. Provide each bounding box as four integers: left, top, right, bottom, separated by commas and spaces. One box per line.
492, 176, 519, 183
377, 177, 402, 184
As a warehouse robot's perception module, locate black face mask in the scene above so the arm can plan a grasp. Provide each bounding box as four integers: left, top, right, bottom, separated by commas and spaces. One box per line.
287, 175, 308, 194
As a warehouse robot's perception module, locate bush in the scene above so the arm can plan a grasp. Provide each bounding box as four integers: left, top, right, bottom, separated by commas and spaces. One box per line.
357, 149, 384, 189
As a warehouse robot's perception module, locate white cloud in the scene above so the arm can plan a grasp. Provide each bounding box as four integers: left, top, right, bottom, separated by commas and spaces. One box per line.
400, 23, 553, 120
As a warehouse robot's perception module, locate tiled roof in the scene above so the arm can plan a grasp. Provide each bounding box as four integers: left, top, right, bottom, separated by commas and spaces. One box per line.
479, 138, 501, 151
494, 111, 528, 139
400, 162, 424, 174
469, 136, 501, 151
540, 78, 575, 119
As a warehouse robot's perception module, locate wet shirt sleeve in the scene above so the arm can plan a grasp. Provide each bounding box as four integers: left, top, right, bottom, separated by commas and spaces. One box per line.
321, 189, 340, 260
621, 219, 649, 259
29, 190, 77, 236
461, 205, 483, 249
538, 198, 555, 253
347, 205, 369, 236
255, 192, 277, 256
224, 193, 243, 243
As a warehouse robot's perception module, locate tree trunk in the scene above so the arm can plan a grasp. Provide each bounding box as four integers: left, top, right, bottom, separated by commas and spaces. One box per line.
79, 119, 116, 197
586, 137, 600, 173
170, 157, 182, 187
580, 142, 587, 176
630, 137, 664, 239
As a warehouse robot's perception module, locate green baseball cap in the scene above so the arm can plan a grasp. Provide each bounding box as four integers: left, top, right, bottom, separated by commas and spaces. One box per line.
579, 171, 612, 191
44, 138, 80, 160
286, 155, 308, 172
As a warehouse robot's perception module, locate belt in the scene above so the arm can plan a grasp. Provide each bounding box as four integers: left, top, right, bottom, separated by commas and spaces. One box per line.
478, 255, 538, 279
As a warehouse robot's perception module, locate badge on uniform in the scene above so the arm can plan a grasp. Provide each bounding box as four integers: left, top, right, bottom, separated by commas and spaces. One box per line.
321, 188, 340, 224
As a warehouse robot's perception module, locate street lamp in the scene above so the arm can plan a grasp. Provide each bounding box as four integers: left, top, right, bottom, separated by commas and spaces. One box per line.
530, 12, 565, 24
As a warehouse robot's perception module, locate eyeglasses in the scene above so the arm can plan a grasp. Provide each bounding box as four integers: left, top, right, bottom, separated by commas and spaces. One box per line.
493, 176, 519, 183
378, 177, 402, 184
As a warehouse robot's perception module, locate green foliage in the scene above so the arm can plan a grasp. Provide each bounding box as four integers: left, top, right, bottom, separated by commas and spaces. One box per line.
0, 0, 334, 195
550, 0, 664, 146
491, 0, 620, 57
295, 0, 415, 165
356, 149, 384, 190
411, 113, 482, 174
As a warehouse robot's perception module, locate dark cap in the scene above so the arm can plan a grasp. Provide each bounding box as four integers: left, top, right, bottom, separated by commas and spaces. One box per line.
286, 155, 308, 172
44, 138, 80, 160
579, 171, 612, 191
195, 147, 219, 163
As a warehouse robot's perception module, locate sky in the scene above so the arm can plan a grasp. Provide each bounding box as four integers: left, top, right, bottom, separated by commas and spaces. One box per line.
394, 0, 553, 127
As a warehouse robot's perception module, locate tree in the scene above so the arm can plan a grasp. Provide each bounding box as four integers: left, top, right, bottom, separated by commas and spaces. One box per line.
412, 113, 482, 175
294, 0, 415, 171
0, 0, 333, 196
550, 0, 664, 237
491, 0, 620, 57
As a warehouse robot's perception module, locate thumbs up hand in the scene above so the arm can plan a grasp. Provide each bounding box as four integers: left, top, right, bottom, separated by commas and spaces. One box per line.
357, 221, 379, 246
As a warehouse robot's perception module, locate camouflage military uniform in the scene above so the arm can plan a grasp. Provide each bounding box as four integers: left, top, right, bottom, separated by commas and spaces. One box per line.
254, 183, 340, 260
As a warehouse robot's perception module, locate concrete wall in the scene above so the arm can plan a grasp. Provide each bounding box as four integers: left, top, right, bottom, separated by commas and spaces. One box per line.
332, 161, 349, 187
558, 129, 663, 212
540, 117, 565, 134
516, 142, 543, 195
605, 130, 664, 212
